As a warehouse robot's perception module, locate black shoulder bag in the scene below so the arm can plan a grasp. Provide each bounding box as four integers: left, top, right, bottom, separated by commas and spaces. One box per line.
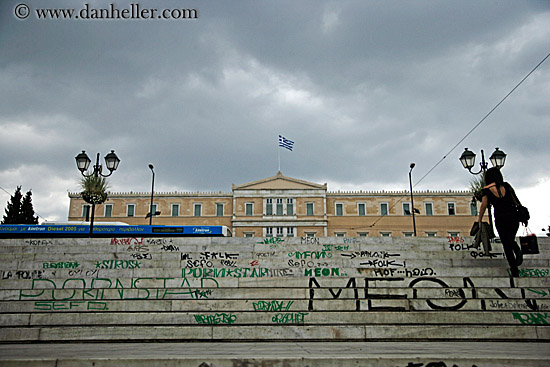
509, 185, 530, 223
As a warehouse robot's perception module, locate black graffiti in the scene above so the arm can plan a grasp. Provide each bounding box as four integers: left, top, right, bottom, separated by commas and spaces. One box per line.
221, 260, 237, 268
308, 277, 359, 311
470, 251, 502, 259
365, 277, 407, 311
342, 251, 401, 259
2, 270, 44, 280
199, 252, 239, 260
409, 278, 467, 311
360, 259, 405, 268
307, 276, 540, 312
161, 244, 180, 252
185, 260, 213, 268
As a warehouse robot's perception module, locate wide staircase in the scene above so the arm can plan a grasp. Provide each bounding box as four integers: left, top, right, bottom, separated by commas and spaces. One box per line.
0, 235, 549, 366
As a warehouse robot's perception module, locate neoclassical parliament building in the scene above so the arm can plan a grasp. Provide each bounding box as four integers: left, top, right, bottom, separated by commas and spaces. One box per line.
68, 172, 478, 237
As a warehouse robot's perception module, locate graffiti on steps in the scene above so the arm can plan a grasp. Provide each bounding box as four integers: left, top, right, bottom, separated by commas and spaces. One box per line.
490, 299, 548, 311
360, 259, 406, 268
257, 237, 285, 245
199, 252, 239, 260
304, 268, 341, 277
19, 277, 219, 305
508, 268, 550, 278
288, 259, 330, 268
185, 260, 214, 268
253, 301, 293, 312
128, 245, 149, 252
183, 267, 296, 278
161, 244, 179, 252
527, 288, 549, 297
341, 251, 401, 260
321, 244, 349, 251
271, 312, 308, 324
2, 270, 43, 280
288, 251, 332, 259
24, 239, 53, 246
307, 276, 547, 312
42, 262, 80, 269
255, 252, 276, 258
301, 237, 319, 245
512, 312, 549, 325
183, 267, 272, 278
67, 269, 99, 278
194, 313, 237, 325
469, 251, 503, 259
110, 238, 143, 246
370, 268, 436, 277
34, 300, 108, 311
182, 252, 241, 267
94, 260, 141, 269
130, 253, 152, 260
221, 260, 238, 268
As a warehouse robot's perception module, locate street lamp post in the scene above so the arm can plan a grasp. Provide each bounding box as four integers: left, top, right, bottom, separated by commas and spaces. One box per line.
75, 150, 120, 236
409, 163, 417, 236
459, 147, 507, 227
148, 164, 155, 225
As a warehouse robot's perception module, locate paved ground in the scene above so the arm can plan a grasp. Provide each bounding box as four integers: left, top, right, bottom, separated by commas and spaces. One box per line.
0, 341, 548, 360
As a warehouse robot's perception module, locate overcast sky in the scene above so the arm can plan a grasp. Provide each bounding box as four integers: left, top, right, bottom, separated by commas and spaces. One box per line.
1, 0, 549, 234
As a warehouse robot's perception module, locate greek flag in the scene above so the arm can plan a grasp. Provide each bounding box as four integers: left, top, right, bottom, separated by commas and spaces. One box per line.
278, 135, 294, 151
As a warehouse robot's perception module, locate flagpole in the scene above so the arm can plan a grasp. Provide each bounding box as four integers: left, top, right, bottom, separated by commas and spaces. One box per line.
278, 135, 294, 173
278, 145, 281, 172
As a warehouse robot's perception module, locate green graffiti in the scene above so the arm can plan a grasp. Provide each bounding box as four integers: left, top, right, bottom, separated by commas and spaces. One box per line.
513, 312, 549, 325
253, 300, 293, 312
526, 288, 549, 297
94, 260, 141, 269
271, 312, 308, 324
257, 237, 284, 245
304, 268, 340, 277
182, 267, 269, 278
19, 277, 218, 302
288, 251, 332, 259
43, 262, 80, 269
34, 301, 108, 311
194, 313, 237, 325
508, 269, 550, 277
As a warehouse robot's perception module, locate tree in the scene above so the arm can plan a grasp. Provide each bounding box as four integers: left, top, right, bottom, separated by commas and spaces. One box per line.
20, 190, 39, 224
2, 186, 23, 224
2, 186, 38, 224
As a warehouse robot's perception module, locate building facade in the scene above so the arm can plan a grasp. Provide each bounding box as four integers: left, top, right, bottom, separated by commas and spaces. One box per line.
68, 172, 479, 237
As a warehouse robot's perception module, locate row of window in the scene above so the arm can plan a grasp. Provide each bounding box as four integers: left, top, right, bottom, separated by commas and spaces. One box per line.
259, 200, 477, 217
334, 231, 459, 237
336, 202, 477, 216
83, 200, 478, 218
256, 228, 460, 238
83, 202, 226, 218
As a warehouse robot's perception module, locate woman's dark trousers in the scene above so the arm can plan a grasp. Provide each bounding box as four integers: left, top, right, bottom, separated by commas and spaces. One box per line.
495, 215, 520, 276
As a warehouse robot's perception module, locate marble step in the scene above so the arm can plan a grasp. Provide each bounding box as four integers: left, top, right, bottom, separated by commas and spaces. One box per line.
1, 310, 547, 326
1, 324, 548, 342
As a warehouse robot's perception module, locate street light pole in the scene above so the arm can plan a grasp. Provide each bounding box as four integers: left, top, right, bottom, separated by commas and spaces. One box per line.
148, 164, 155, 225
478, 150, 494, 228
88, 153, 100, 236
75, 150, 120, 236
459, 147, 507, 229
409, 163, 417, 236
